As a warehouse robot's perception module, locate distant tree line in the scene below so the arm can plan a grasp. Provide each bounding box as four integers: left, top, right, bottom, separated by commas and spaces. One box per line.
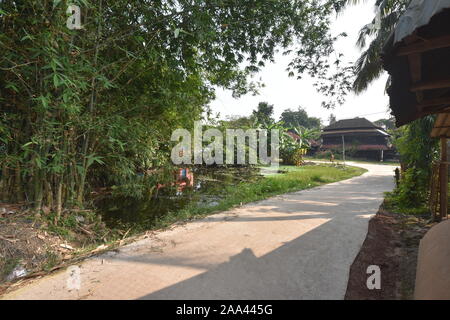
223, 102, 322, 131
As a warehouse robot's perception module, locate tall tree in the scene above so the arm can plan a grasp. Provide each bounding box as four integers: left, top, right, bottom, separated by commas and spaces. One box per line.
374, 118, 395, 131
252, 102, 274, 125
328, 113, 337, 125
0, 0, 355, 216
220, 115, 255, 129
280, 107, 321, 129
348, 0, 410, 93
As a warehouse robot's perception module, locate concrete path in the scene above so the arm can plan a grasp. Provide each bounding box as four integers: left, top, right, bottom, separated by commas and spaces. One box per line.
3, 162, 397, 300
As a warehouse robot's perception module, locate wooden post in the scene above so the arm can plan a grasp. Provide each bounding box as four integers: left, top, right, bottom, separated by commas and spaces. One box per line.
342, 135, 346, 167
439, 137, 448, 220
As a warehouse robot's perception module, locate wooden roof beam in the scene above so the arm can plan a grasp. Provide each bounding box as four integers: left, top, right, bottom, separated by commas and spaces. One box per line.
408, 53, 422, 83
408, 53, 423, 102
418, 97, 450, 109
420, 105, 450, 115
398, 35, 450, 56
411, 79, 450, 92
419, 107, 450, 118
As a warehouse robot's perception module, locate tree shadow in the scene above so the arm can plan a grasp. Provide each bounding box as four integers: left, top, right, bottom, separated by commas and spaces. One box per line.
135, 215, 371, 300
104, 171, 394, 299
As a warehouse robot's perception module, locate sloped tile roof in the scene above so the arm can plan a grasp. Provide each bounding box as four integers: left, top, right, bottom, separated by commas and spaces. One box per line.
323, 118, 380, 131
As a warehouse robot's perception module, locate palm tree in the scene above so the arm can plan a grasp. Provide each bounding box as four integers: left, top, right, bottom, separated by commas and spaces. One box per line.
347, 0, 410, 93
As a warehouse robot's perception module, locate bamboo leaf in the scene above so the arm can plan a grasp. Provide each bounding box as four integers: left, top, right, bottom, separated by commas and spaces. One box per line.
53, 0, 62, 9
53, 74, 60, 88
5, 82, 19, 92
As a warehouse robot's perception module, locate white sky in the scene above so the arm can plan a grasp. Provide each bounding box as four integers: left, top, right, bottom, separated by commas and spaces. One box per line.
209, 3, 391, 125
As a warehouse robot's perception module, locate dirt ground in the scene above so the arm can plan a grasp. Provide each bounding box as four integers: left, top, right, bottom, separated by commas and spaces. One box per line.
0, 206, 64, 291
0, 203, 116, 295
345, 205, 433, 300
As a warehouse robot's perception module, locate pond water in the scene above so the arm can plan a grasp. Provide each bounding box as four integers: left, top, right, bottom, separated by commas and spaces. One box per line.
95, 167, 263, 229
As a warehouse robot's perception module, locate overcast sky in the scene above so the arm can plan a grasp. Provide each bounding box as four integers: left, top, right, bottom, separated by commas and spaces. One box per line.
209, 2, 391, 126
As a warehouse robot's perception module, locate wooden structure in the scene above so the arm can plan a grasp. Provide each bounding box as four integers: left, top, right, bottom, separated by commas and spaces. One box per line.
321, 118, 390, 161
383, 0, 450, 221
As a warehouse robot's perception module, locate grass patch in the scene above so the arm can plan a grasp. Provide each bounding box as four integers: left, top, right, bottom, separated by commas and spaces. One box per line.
383, 191, 430, 216
148, 164, 366, 231
0, 258, 20, 281
304, 156, 399, 166
42, 251, 60, 272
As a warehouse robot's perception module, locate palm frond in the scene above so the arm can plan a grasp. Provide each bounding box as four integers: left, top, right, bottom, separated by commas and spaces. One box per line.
351, 0, 410, 93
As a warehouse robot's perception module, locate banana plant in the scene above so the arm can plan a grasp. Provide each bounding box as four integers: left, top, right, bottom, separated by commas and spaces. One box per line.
285, 125, 320, 165
290, 126, 320, 150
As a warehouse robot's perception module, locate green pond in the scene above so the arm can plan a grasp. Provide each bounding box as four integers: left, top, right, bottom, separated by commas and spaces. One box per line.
95, 167, 263, 229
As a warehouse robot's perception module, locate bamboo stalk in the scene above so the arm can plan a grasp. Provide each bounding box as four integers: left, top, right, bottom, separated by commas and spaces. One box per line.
55, 178, 63, 224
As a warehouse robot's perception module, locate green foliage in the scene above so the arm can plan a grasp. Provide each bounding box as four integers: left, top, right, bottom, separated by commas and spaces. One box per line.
389, 168, 429, 209
43, 251, 60, 272
292, 148, 308, 166
219, 115, 255, 129
0, 258, 20, 281
280, 107, 321, 129
390, 117, 439, 212
1, 0, 355, 219
314, 150, 336, 160
252, 102, 274, 125
395, 117, 439, 170
217, 165, 365, 206
349, 0, 410, 93
374, 118, 396, 131
280, 126, 319, 165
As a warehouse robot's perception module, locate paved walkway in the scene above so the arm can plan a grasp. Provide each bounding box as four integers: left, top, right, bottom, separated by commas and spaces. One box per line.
3, 162, 397, 300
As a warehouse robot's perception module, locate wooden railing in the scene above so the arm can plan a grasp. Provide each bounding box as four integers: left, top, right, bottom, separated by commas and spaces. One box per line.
429, 161, 450, 221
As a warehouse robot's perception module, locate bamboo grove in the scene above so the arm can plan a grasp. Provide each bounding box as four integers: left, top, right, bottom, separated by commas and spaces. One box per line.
1, 0, 351, 220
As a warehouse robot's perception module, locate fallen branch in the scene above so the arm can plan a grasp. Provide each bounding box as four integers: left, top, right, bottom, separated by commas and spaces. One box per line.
77, 226, 93, 236
0, 235, 19, 243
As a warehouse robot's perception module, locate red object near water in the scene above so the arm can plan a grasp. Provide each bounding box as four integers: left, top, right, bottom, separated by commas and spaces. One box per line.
157, 168, 194, 190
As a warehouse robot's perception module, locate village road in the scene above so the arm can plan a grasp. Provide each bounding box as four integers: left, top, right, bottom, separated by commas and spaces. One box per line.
2, 162, 397, 300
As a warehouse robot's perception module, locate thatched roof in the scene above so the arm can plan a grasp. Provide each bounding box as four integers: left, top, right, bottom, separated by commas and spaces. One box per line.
394, 0, 450, 44
383, 0, 450, 134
